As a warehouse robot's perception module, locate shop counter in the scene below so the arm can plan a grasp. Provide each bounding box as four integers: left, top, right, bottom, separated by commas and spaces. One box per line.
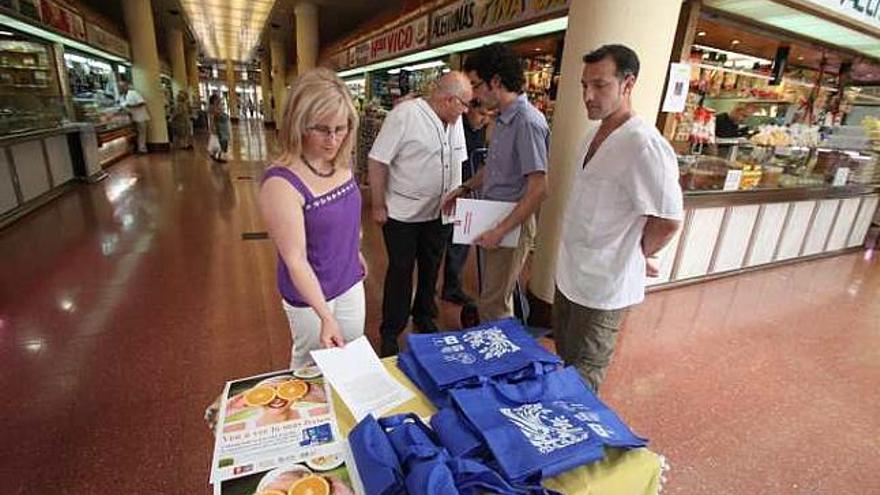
647, 186, 880, 288
331, 357, 668, 495
0, 124, 83, 225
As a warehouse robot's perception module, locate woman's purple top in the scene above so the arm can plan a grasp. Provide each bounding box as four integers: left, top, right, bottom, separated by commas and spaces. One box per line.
262, 166, 364, 307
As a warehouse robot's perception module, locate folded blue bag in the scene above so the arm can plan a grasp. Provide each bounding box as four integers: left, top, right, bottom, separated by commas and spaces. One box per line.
348, 414, 406, 495
406, 318, 561, 389
449, 367, 646, 482
350, 413, 559, 495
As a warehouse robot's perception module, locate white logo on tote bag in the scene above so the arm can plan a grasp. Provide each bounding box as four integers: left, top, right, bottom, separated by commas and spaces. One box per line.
463, 327, 521, 360
499, 403, 590, 454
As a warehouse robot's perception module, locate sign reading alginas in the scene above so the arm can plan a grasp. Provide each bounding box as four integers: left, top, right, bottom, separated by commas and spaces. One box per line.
431, 0, 569, 45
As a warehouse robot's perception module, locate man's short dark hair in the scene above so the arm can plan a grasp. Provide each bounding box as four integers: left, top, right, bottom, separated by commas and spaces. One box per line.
463, 43, 525, 93
583, 44, 640, 80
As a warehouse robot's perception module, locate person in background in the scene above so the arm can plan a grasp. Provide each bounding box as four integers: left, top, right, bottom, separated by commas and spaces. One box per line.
443, 42, 550, 323
117, 78, 150, 154
171, 92, 193, 150
259, 68, 366, 369
715, 104, 755, 138
368, 71, 472, 356
555, 44, 683, 392
441, 101, 490, 307
208, 93, 231, 162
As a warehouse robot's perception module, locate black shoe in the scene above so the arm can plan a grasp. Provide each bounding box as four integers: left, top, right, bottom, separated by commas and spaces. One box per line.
412, 317, 439, 334
441, 290, 474, 306
380, 340, 399, 358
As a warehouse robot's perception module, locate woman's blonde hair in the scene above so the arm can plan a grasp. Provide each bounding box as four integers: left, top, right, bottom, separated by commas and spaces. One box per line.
277, 67, 358, 170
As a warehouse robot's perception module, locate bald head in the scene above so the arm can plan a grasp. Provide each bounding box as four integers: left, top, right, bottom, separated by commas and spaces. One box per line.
426, 71, 473, 124
435, 71, 471, 100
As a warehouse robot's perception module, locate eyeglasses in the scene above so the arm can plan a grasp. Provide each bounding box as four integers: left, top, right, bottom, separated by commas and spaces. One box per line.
307, 125, 349, 139
451, 94, 471, 109
470, 79, 486, 90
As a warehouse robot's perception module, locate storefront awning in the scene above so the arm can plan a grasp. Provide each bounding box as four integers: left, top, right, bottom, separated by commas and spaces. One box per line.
705, 0, 880, 59
337, 16, 567, 78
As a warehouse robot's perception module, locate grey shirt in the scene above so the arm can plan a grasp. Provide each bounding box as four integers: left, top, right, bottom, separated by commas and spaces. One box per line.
481, 94, 549, 201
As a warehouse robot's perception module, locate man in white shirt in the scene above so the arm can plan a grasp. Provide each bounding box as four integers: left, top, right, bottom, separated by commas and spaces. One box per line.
117, 79, 150, 153
368, 71, 472, 356
555, 44, 683, 392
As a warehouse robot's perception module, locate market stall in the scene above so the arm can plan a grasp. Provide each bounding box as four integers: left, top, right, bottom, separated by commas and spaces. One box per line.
64, 50, 134, 167
647, 1, 880, 288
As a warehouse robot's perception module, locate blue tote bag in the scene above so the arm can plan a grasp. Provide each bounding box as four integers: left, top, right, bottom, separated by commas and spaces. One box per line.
448, 367, 646, 481
407, 318, 561, 389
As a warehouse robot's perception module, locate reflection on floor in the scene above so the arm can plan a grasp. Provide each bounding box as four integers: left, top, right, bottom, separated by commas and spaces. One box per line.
0, 123, 878, 493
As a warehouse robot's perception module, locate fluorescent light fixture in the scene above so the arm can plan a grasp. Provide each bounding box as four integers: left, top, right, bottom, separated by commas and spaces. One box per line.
338, 16, 567, 78
404, 60, 446, 71
0, 30, 14, 36
387, 68, 401, 74
0, 13, 127, 63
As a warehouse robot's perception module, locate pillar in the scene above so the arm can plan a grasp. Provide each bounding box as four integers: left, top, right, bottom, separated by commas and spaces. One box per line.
226, 59, 239, 119
185, 43, 200, 105
121, 0, 168, 146
270, 37, 287, 125
528, 0, 683, 303
167, 25, 187, 98
294, 1, 319, 74
260, 51, 273, 124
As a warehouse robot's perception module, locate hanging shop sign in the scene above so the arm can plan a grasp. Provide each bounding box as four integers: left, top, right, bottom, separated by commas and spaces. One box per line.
39, 0, 86, 41
368, 14, 429, 63
799, 0, 880, 32
430, 0, 569, 46
85, 23, 130, 60
333, 15, 429, 70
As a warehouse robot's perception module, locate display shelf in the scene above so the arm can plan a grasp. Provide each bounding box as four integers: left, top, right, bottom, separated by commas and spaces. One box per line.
0, 64, 50, 70
703, 97, 792, 104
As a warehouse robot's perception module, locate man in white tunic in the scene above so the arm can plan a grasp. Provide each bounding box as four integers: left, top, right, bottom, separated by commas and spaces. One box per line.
555, 45, 684, 392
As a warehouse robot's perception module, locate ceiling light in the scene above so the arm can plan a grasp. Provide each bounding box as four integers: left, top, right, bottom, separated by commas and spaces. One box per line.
731, 39, 741, 45
697, 31, 707, 36
534, 48, 541, 51
797, 56, 804, 60
0, 30, 14, 36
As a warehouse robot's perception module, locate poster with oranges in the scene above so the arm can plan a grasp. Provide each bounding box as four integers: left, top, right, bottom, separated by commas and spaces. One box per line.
210, 367, 343, 484
213, 450, 362, 495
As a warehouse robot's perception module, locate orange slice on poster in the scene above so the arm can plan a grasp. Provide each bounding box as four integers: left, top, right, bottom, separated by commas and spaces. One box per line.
243, 385, 276, 407
277, 380, 309, 401
288, 475, 330, 495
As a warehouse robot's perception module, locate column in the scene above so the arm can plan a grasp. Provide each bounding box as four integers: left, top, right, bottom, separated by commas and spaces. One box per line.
528, 0, 683, 304
226, 59, 239, 120
260, 51, 273, 125
185, 43, 200, 104
294, 1, 319, 74
167, 25, 187, 98
270, 37, 287, 125
121, 0, 168, 146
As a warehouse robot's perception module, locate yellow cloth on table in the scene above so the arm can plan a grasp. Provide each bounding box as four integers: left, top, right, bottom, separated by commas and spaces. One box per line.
330, 357, 664, 495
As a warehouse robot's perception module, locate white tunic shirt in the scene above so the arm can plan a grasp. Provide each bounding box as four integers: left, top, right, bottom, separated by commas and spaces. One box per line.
369, 98, 467, 223
119, 89, 150, 122
556, 115, 684, 310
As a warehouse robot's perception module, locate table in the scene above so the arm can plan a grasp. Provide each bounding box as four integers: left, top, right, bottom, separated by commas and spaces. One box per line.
330, 358, 667, 494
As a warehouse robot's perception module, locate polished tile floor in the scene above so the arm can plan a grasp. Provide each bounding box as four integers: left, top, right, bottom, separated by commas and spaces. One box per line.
1, 123, 878, 494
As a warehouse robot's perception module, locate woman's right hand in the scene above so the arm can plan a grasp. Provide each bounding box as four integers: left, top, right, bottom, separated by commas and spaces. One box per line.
319, 316, 345, 348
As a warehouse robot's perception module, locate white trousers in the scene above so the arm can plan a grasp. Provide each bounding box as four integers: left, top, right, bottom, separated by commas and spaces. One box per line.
135, 120, 148, 153
282, 281, 365, 369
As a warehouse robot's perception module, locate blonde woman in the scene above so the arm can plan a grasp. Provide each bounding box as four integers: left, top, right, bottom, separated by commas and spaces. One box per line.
259, 68, 366, 369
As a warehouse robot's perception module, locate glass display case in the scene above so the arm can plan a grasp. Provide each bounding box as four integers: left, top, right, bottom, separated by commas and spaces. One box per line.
64, 50, 129, 128
0, 34, 65, 135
